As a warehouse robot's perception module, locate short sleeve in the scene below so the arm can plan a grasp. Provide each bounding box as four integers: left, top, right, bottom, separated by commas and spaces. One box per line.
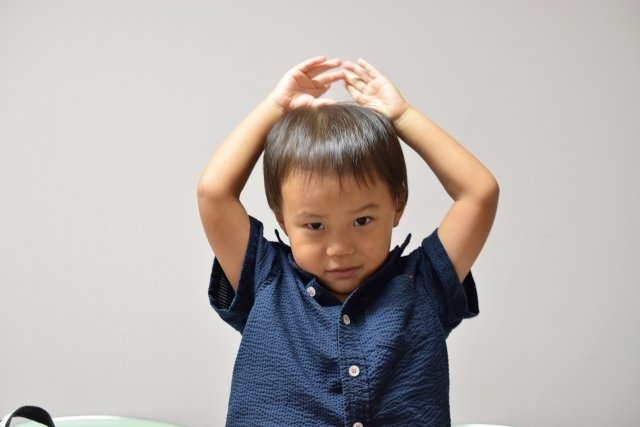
208, 216, 281, 333
421, 228, 479, 336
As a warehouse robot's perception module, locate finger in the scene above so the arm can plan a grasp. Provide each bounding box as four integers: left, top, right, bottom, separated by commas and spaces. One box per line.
315, 84, 331, 97
295, 56, 327, 73
312, 70, 344, 87
312, 98, 337, 107
343, 60, 372, 83
357, 58, 382, 79
343, 70, 367, 92
306, 58, 342, 78
343, 81, 363, 103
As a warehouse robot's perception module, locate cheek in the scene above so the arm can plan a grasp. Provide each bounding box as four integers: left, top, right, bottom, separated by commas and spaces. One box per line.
291, 238, 325, 270
360, 240, 387, 260
358, 228, 393, 260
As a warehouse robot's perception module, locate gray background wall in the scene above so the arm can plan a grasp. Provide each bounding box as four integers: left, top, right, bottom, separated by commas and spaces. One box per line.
1, 1, 639, 426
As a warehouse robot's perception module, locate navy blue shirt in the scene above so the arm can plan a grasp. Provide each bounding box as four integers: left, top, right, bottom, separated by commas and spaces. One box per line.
209, 216, 479, 427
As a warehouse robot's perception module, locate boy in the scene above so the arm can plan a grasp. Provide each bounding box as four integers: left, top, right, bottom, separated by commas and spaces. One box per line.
197, 56, 499, 426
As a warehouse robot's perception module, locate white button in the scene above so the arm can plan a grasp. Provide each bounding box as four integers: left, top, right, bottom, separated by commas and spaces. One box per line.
342, 314, 351, 325
306, 286, 316, 297
353, 423, 363, 427
349, 365, 360, 377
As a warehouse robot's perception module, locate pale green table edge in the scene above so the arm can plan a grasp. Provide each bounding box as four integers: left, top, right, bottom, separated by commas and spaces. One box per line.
453, 424, 514, 427
15, 417, 184, 427
15, 418, 511, 427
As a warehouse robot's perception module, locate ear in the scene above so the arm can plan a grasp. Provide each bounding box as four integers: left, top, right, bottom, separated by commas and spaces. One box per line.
393, 193, 407, 228
274, 211, 288, 235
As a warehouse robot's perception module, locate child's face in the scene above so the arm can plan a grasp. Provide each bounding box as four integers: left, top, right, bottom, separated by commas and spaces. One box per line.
275, 173, 405, 302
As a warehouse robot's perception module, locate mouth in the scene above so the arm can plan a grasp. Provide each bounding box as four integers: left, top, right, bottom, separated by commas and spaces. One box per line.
327, 267, 360, 279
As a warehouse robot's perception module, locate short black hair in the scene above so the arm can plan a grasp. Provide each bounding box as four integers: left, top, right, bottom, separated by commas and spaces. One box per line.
263, 103, 408, 212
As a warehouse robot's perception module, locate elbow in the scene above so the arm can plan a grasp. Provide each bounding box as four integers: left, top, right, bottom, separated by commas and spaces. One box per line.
197, 177, 212, 202
486, 175, 499, 198
197, 177, 239, 207
197, 176, 224, 204
471, 174, 499, 208
197, 178, 212, 201
481, 175, 500, 208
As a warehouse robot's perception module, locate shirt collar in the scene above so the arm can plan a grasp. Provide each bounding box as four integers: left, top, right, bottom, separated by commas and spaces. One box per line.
345, 233, 412, 303
275, 229, 412, 303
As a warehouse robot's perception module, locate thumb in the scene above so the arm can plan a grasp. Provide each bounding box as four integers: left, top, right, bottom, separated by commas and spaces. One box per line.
312, 98, 337, 107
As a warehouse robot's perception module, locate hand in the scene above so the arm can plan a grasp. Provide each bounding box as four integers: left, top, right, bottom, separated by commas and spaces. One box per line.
343, 59, 410, 123
268, 56, 344, 113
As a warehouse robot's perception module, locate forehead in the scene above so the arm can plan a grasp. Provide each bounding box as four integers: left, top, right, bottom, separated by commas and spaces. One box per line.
280, 173, 393, 213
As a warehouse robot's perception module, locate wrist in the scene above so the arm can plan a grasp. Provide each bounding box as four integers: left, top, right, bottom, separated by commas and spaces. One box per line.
392, 104, 417, 132
260, 97, 288, 121
265, 86, 295, 115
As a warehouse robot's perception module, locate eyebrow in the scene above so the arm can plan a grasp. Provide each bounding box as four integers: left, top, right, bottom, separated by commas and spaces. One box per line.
350, 203, 381, 214
294, 203, 381, 220
294, 212, 325, 220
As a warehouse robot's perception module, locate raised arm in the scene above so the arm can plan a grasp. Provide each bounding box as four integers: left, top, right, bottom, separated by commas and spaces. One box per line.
197, 56, 344, 289
343, 58, 499, 282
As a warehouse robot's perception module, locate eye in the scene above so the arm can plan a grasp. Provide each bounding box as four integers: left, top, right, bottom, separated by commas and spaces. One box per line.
306, 223, 325, 230
353, 217, 372, 226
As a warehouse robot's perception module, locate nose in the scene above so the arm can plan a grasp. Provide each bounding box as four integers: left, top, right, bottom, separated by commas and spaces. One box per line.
326, 235, 355, 257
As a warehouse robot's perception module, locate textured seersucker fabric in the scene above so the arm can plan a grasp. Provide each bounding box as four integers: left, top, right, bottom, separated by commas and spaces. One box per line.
209, 216, 479, 427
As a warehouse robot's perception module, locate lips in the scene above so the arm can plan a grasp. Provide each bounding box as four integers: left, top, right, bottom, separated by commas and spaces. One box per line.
328, 267, 359, 279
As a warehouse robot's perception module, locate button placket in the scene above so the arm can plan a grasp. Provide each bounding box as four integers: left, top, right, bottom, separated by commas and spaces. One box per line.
338, 303, 370, 426
349, 365, 360, 377
342, 313, 351, 325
